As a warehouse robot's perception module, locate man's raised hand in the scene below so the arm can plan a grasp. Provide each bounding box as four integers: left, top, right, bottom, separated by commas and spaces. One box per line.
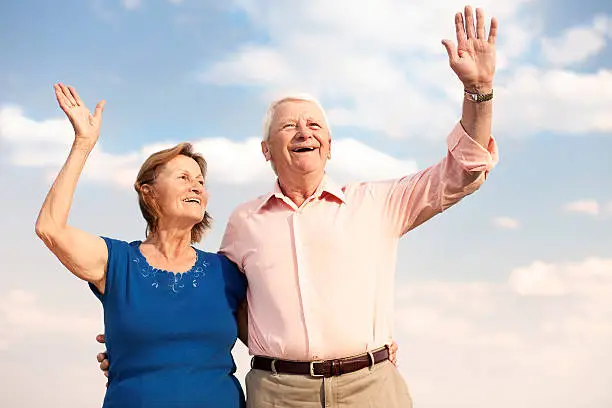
441, 6, 497, 93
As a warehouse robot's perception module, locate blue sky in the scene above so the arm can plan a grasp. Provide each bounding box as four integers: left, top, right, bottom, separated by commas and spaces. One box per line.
1, 1, 611, 407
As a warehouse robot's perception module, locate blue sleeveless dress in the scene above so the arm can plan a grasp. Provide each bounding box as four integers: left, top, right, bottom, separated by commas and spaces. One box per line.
89, 237, 247, 408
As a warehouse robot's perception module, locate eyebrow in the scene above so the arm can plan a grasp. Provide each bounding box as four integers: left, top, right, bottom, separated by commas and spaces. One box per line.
177, 169, 203, 177
279, 117, 322, 124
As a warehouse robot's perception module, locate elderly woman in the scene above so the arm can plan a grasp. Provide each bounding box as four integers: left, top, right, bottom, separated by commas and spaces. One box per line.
35, 84, 247, 408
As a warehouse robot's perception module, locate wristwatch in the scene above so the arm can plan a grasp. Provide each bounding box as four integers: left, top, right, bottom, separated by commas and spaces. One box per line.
464, 88, 493, 102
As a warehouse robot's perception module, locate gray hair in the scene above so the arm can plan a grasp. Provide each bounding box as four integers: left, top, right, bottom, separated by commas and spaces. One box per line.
262, 93, 332, 141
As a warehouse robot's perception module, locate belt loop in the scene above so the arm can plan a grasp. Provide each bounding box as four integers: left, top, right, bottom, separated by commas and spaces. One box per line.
367, 351, 375, 371
271, 359, 278, 376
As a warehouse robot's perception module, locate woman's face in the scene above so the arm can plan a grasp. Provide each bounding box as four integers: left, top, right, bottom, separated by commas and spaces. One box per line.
150, 155, 208, 227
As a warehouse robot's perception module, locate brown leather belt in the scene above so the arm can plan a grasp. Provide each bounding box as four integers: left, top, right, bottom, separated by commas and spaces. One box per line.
250, 346, 389, 378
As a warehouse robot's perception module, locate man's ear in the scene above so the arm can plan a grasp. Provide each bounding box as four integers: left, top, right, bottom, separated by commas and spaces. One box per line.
261, 140, 271, 161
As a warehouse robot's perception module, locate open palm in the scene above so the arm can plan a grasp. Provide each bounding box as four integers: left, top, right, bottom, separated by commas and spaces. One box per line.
442, 6, 497, 91
55, 83, 106, 148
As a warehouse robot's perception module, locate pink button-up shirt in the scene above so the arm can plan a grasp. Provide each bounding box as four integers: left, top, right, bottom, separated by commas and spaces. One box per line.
220, 122, 498, 361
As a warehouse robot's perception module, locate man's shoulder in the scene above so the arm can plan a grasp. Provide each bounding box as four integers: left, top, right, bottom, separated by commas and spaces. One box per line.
227, 192, 273, 220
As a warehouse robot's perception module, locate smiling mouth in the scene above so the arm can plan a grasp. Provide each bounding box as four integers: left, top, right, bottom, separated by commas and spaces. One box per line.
291, 147, 318, 153
183, 198, 201, 205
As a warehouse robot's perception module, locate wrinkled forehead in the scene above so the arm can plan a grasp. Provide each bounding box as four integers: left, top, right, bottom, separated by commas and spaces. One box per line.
272, 99, 326, 124
160, 155, 203, 177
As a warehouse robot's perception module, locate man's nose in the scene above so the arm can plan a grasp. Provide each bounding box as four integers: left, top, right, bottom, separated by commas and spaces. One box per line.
295, 121, 312, 139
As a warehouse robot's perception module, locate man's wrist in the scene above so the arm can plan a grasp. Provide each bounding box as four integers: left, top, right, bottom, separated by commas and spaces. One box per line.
463, 82, 493, 95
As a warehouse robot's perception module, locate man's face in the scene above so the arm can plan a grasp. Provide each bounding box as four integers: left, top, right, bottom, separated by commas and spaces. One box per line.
262, 99, 331, 181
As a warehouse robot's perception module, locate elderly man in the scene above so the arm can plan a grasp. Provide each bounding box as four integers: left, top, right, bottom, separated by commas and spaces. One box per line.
219, 5, 498, 407
97, 5, 498, 407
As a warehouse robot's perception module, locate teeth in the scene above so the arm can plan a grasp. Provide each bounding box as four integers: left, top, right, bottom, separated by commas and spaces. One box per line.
183, 198, 200, 204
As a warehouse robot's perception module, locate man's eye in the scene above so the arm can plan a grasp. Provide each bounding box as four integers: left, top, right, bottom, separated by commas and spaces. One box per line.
283, 123, 295, 129
310, 123, 321, 128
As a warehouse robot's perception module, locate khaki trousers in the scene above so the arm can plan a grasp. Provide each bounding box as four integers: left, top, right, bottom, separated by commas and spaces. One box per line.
245, 360, 413, 408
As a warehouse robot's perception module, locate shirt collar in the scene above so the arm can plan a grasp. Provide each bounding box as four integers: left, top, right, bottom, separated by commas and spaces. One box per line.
255, 174, 346, 213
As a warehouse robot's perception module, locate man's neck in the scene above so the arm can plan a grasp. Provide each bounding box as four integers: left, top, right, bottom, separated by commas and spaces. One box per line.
278, 172, 325, 208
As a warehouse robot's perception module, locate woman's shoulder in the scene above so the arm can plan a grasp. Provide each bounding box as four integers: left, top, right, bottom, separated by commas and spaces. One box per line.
194, 249, 228, 267
100, 236, 141, 250
193, 250, 240, 274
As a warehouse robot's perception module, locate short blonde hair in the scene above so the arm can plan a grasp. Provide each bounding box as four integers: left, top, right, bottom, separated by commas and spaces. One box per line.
262, 93, 332, 141
134, 143, 212, 243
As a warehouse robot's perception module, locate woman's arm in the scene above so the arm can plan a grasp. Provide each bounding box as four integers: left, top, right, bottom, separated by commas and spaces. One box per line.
35, 84, 109, 293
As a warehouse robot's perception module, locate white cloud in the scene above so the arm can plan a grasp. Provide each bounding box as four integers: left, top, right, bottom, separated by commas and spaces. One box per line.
563, 199, 600, 216
0, 289, 101, 350
495, 66, 612, 135
541, 15, 612, 67
508, 257, 612, 296
201, 0, 540, 140
508, 260, 567, 295
493, 216, 519, 229
121, 0, 183, 9
201, 2, 612, 138
121, 0, 141, 10
394, 256, 612, 407
0, 106, 418, 188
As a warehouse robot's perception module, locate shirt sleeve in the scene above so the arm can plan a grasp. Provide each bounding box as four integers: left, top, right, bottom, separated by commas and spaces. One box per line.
375, 122, 499, 237
88, 236, 129, 303
218, 254, 247, 313
218, 211, 244, 272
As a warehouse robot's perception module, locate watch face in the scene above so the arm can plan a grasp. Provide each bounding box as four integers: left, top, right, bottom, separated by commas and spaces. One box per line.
465, 90, 493, 102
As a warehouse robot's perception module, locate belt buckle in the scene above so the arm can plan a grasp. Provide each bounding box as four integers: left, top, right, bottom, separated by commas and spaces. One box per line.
309, 360, 324, 378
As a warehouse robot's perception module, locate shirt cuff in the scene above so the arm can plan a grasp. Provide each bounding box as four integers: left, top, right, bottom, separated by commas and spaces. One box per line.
446, 121, 499, 173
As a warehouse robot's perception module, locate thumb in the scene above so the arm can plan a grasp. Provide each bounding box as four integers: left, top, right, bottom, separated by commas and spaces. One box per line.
96, 333, 106, 343
441, 39, 458, 62
93, 100, 106, 120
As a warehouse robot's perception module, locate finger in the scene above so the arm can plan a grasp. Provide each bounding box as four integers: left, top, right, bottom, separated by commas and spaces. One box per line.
488, 17, 498, 44
60, 83, 78, 107
104, 371, 109, 378
67, 85, 84, 106
96, 352, 107, 362
464, 5, 476, 40
54, 84, 73, 111
476, 8, 486, 39
93, 100, 106, 120
100, 360, 110, 370
96, 334, 106, 343
441, 40, 458, 62
454, 12, 466, 45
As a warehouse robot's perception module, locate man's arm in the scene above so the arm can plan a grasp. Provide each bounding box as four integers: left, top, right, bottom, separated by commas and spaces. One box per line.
375, 7, 499, 236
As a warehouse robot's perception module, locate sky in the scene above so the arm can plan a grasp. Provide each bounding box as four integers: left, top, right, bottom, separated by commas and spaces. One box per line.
1, 0, 611, 407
